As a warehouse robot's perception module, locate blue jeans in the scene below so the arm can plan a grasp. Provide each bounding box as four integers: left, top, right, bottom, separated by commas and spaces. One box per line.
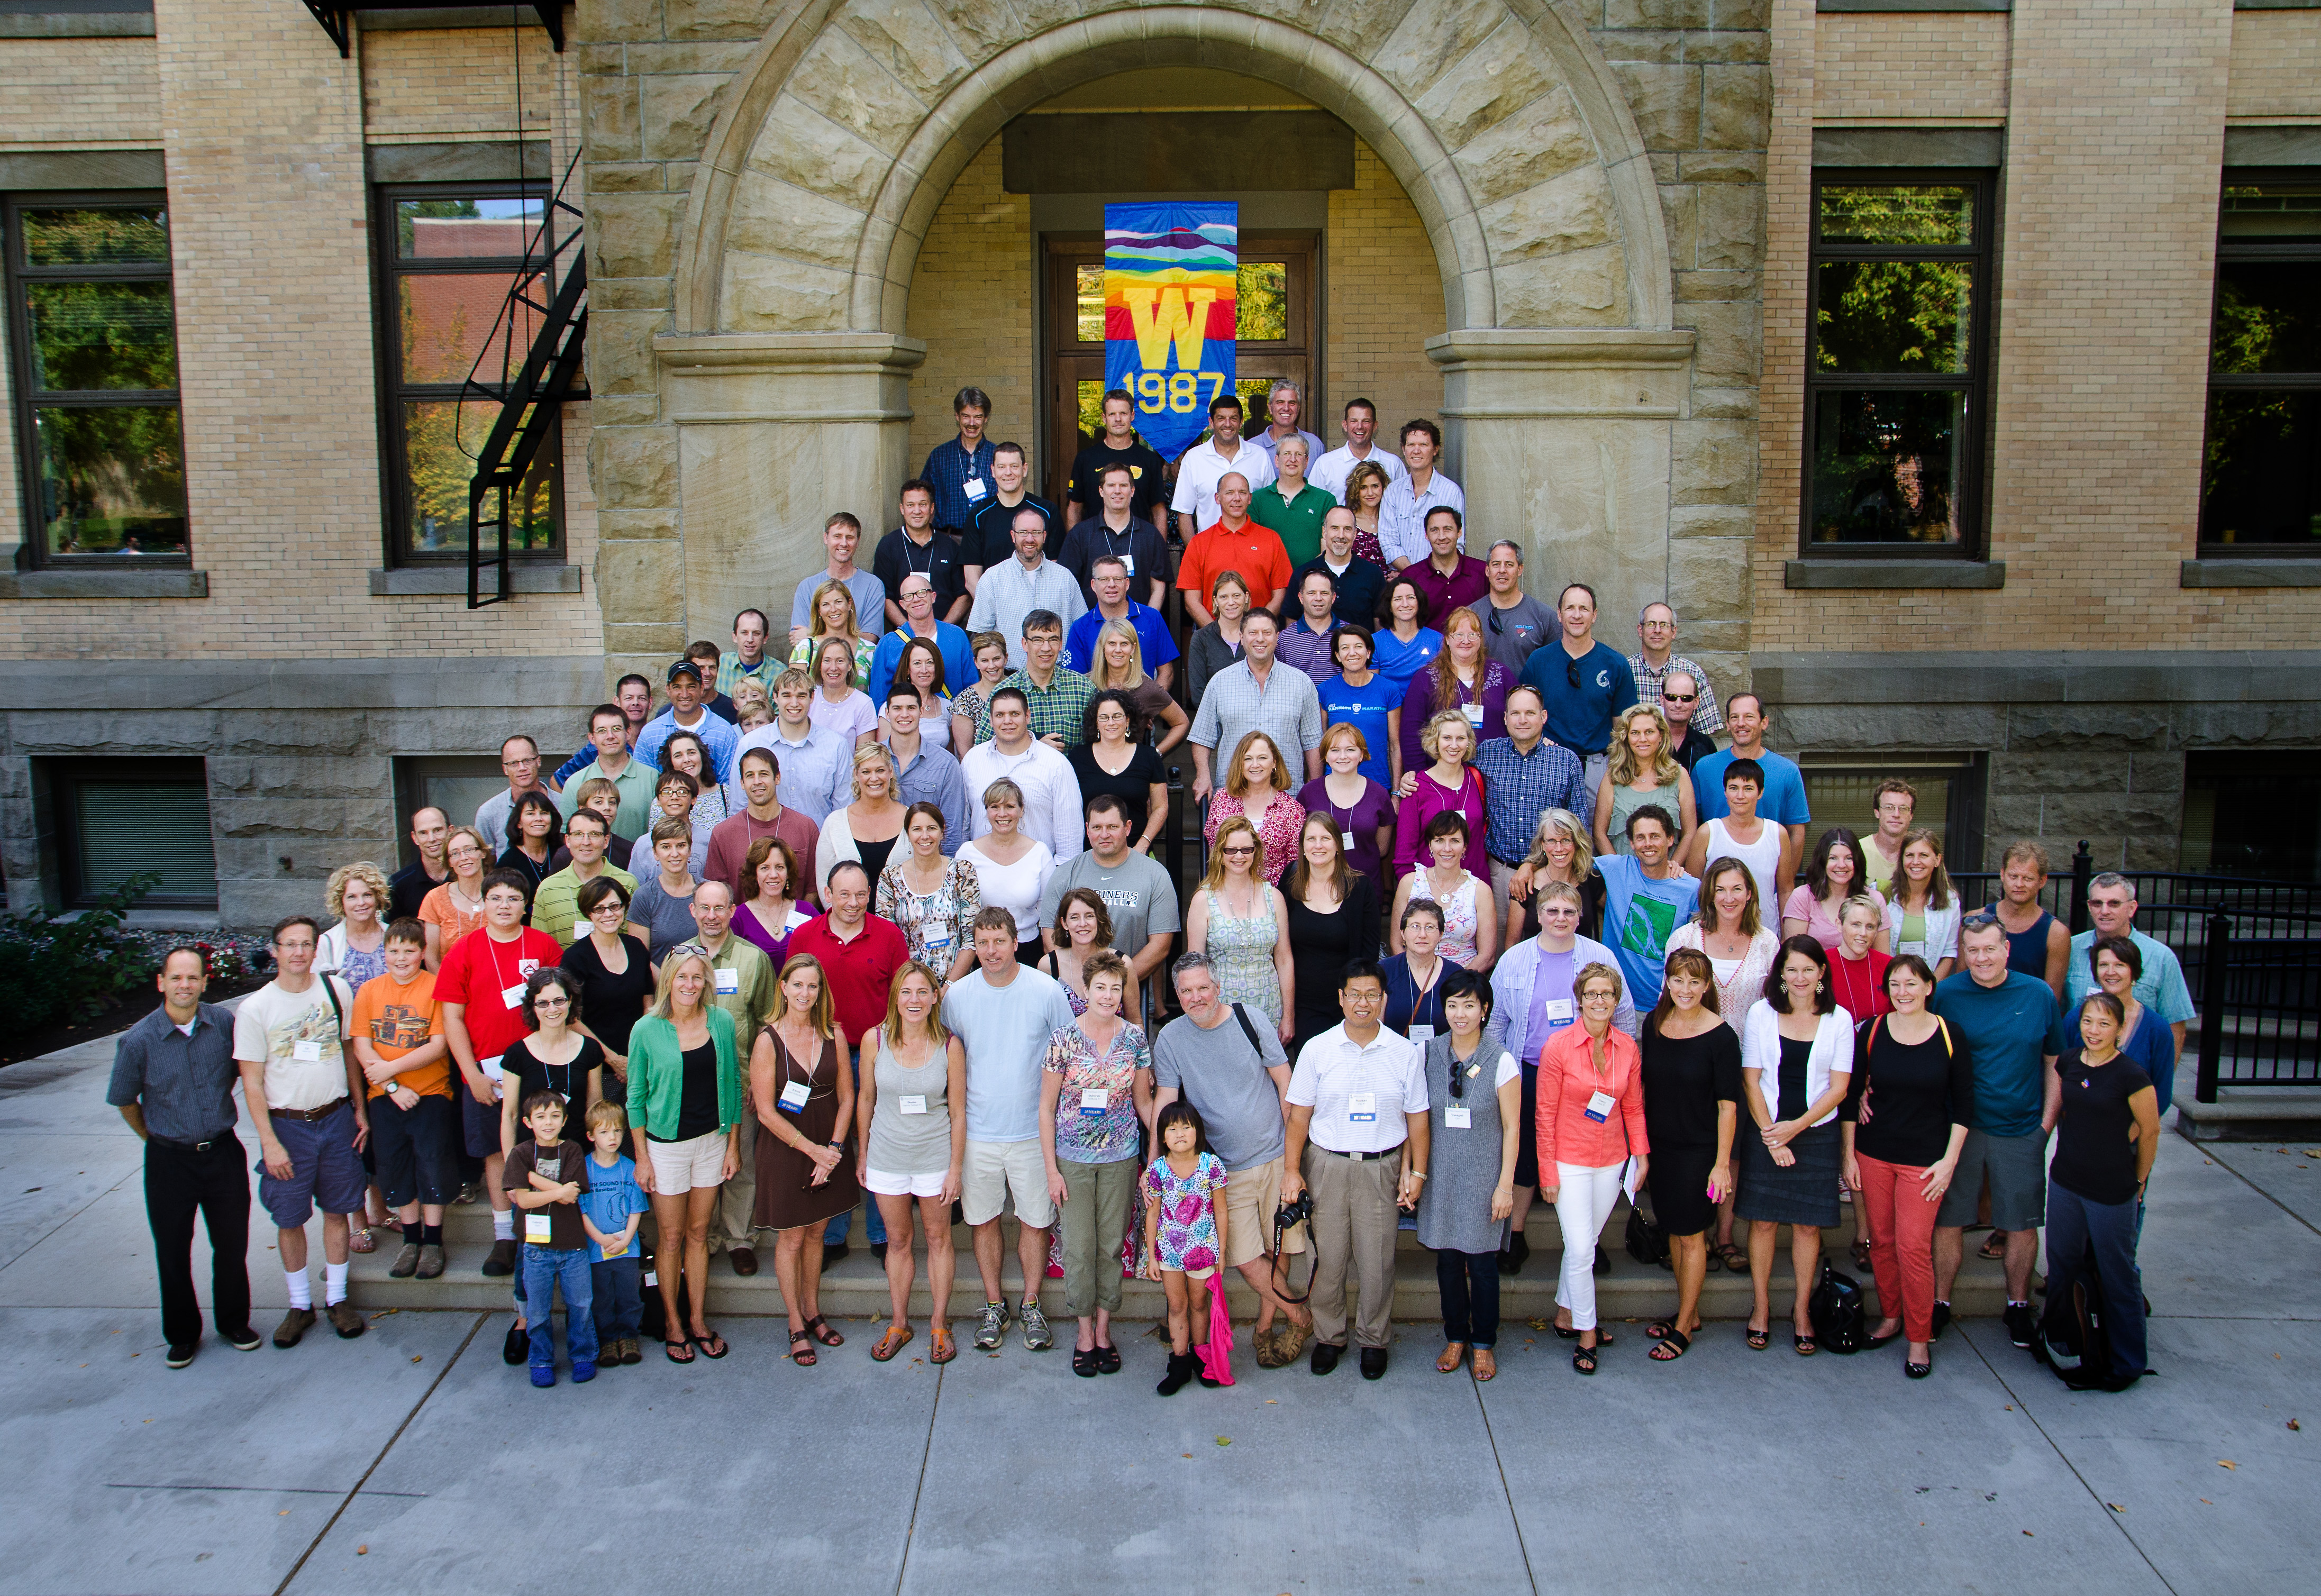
2044, 1182, 2146, 1381
590, 1255, 642, 1342
521, 1245, 598, 1370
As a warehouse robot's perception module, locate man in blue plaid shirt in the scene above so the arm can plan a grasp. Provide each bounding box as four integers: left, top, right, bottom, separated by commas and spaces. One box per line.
921, 385, 997, 539
1470, 683, 1595, 929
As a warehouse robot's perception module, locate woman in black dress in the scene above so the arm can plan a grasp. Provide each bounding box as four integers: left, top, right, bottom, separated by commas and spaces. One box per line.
1068, 689, 1169, 850
1640, 947, 1742, 1363
1282, 815, 1375, 1057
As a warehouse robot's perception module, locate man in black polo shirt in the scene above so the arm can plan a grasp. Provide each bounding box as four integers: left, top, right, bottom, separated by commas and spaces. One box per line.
1064, 387, 1168, 531
387, 806, 450, 922
107, 946, 261, 1367
874, 477, 969, 627
1292, 507, 1387, 628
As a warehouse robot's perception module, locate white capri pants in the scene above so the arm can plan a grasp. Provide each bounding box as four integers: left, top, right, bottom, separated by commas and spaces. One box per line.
1551, 1161, 1626, 1333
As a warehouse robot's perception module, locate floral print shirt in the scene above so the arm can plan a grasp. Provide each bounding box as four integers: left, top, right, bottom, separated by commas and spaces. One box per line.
1142, 1151, 1228, 1274
1043, 1018, 1150, 1164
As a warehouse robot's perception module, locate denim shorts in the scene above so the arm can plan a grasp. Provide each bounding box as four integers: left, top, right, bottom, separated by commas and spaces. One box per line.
257, 1102, 367, 1227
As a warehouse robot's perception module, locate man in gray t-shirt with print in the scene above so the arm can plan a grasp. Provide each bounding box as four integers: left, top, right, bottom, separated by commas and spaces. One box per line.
1038, 796, 1180, 999
1150, 951, 1314, 1366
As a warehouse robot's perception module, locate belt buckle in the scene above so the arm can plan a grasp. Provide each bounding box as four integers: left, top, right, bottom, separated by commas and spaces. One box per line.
193, 1139, 214, 1153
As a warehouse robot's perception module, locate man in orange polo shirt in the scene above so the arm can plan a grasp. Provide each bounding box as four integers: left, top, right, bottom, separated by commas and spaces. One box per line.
1177, 470, 1292, 624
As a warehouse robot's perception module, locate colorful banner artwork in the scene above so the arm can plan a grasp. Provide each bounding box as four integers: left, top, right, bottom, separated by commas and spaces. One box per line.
1103, 202, 1237, 461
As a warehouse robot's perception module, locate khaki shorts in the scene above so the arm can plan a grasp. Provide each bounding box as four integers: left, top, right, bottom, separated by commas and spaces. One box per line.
1221, 1152, 1305, 1270
647, 1129, 729, 1196
961, 1138, 1054, 1229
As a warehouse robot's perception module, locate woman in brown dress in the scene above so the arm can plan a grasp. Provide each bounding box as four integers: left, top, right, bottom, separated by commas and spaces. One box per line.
751, 952, 861, 1366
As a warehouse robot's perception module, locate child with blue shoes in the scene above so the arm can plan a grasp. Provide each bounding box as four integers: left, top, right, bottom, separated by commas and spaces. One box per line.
503, 1091, 597, 1387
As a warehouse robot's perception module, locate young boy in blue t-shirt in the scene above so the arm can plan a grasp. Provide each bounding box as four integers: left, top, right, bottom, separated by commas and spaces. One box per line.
579, 1099, 649, 1366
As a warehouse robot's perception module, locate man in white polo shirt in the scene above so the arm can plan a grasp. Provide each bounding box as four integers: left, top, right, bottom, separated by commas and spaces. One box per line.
1170, 391, 1275, 540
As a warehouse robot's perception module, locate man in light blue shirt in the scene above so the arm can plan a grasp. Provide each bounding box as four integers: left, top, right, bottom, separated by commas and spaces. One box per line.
632, 661, 740, 785
942, 908, 1079, 1353
865, 573, 975, 706
966, 508, 1087, 670
2065, 873, 2197, 1056
732, 670, 849, 824
1690, 693, 1810, 859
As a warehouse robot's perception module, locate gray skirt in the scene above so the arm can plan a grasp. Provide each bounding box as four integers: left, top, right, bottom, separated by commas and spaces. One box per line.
1735, 1119, 1842, 1227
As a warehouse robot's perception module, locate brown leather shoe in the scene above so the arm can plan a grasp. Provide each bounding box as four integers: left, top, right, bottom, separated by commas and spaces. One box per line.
729, 1246, 759, 1276
273, 1307, 316, 1348
327, 1300, 366, 1339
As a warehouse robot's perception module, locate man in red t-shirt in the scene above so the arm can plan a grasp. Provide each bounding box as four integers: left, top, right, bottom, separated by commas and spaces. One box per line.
436, 868, 566, 1279
784, 859, 909, 1261
703, 745, 822, 906
1177, 470, 1291, 623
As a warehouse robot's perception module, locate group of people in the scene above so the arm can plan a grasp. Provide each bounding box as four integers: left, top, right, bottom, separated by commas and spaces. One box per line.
106, 384, 2179, 1394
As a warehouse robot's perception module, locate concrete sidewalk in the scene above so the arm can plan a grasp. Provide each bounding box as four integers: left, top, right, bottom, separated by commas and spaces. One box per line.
4, 1033, 2317, 1595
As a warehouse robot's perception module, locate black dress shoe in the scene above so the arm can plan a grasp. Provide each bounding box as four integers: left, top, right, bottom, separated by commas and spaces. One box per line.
1497, 1229, 1529, 1277
502, 1320, 527, 1365
820, 1243, 849, 1272
1309, 1340, 1343, 1375
1359, 1347, 1388, 1380
729, 1246, 759, 1276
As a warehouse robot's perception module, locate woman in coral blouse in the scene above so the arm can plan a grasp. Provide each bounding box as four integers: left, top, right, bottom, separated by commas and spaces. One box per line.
1535, 961, 1649, 1375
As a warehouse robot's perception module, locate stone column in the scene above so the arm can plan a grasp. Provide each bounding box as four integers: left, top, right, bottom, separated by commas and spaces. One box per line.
1430, 330, 1742, 667
656, 333, 926, 650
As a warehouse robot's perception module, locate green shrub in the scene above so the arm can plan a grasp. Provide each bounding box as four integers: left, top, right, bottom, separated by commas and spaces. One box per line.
0, 872, 163, 1031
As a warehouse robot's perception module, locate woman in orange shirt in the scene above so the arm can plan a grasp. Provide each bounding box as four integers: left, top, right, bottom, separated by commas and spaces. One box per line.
1535, 961, 1649, 1374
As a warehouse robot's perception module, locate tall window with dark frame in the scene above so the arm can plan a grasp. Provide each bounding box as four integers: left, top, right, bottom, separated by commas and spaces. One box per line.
376, 184, 561, 563
2, 194, 187, 564
1803, 173, 1992, 553
2200, 177, 2321, 552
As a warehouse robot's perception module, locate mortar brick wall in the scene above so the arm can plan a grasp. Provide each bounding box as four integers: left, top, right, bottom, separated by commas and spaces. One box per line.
362, 24, 560, 142
0, 37, 161, 149
1326, 138, 1444, 449
1813, 12, 2009, 125
2227, 7, 2321, 122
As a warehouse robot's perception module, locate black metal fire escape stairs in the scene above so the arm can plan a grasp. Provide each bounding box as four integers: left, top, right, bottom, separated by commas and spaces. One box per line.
457, 148, 589, 608
303, 3, 566, 56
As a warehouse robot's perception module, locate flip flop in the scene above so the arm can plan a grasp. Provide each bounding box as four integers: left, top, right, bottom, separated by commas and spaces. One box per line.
871, 1324, 914, 1362
1978, 1233, 2007, 1261
694, 1330, 729, 1360
1649, 1328, 1692, 1361
663, 1338, 696, 1364
929, 1325, 957, 1364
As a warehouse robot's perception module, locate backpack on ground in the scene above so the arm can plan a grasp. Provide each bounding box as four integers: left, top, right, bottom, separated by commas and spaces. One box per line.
2035, 1241, 2136, 1392
1807, 1262, 1865, 1353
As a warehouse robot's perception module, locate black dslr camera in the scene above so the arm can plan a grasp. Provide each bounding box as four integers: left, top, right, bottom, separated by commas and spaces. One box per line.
1272, 1191, 1314, 1236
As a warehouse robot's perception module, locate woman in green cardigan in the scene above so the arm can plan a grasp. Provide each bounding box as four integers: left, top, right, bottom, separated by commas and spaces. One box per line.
627, 943, 745, 1363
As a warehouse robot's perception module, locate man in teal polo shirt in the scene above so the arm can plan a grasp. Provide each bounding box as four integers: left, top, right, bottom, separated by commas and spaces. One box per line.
556, 704, 658, 845
2065, 873, 2196, 1059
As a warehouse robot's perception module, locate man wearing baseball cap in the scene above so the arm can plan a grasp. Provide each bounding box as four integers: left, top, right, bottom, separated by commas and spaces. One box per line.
634, 659, 740, 785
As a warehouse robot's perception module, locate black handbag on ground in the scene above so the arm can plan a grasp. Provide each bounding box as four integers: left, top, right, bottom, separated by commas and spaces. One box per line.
1807, 1262, 1865, 1353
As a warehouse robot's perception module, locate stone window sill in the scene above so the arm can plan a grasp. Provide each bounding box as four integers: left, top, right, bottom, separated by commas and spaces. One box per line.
1818, 0, 2010, 11
0, 568, 206, 599
0, 15, 156, 38
1783, 559, 2005, 590
2180, 558, 2321, 588
368, 565, 581, 596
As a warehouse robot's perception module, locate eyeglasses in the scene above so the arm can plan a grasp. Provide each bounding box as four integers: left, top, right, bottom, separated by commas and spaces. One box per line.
532, 995, 569, 1010
1220, 844, 1257, 857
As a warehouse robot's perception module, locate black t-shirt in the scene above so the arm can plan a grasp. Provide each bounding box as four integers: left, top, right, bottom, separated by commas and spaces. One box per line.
967, 491, 1061, 566
505, 1034, 604, 1148
1673, 725, 1719, 773
1293, 554, 1388, 628
1069, 740, 1167, 835
1843, 1016, 1977, 1168
559, 934, 655, 1059
873, 526, 967, 613
504, 1138, 590, 1252
1068, 439, 1169, 521
1641, 1024, 1744, 1150
388, 861, 445, 924
675, 1039, 721, 1142
1060, 515, 1173, 605
2050, 1049, 2153, 1205
498, 844, 556, 917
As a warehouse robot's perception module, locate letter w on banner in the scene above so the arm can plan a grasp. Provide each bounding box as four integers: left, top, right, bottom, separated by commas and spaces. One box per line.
1104, 203, 1237, 462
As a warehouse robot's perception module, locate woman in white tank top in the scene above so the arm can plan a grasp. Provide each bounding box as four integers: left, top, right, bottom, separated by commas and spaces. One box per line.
1683, 757, 1795, 914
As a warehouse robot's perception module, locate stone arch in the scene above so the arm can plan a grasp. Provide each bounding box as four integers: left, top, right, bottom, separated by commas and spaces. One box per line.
672, 0, 1674, 341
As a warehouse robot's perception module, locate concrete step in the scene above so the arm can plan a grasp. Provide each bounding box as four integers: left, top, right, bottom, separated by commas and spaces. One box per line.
348, 1194, 2021, 1323
2175, 1086, 2321, 1143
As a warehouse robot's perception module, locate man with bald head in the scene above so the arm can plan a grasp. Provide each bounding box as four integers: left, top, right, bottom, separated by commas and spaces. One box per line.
1178, 470, 1293, 625
388, 807, 451, 923
1292, 505, 1387, 628
967, 505, 1086, 670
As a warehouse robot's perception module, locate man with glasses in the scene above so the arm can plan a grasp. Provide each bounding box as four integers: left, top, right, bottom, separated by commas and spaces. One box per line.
2065, 874, 2196, 1059
1478, 540, 1554, 676
1188, 607, 1325, 804
475, 737, 553, 856
1063, 554, 1177, 688
1282, 960, 1430, 1379
865, 570, 975, 706
1659, 671, 1719, 772
976, 609, 1094, 749
1628, 603, 1724, 738
440, 871, 567, 1286
531, 808, 639, 945
1931, 913, 2071, 1348
967, 508, 1087, 670
1517, 582, 1640, 799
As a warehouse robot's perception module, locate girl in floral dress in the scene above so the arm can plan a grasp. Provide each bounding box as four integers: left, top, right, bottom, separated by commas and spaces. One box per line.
1142, 1100, 1230, 1396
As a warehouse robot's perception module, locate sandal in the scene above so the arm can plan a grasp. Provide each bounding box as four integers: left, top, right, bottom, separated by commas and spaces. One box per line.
1094, 1343, 1120, 1374
1436, 1342, 1468, 1373
693, 1330, 729, 1360
1554, 1324, 1612, 1346
1850, 1237, 1873, 1271
1794, 1333, 1818, 1357
347, 1224, 376, 1254
1645, 1318, 1677, 1340
1649, 1328, 1692, 1362
1571, 1341, 1598, 1375
871, 1324, 914, 1362
1716, 1242, 1749, 1274
1472, 1347, 1497, 1382
1745, 1322, 1770, 1351
1978, 1232, 2007, 1261
1072, 1347, 1099, 1378
788, 1327, 817, 1367
929, 1325, 957, 1364
663, 1338, 696, 1364
1906, 1358, 1932, 1380
805, 1314, 844, 1348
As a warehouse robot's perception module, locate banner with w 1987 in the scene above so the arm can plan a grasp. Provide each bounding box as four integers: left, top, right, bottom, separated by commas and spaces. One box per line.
1103, 203, 1237, 461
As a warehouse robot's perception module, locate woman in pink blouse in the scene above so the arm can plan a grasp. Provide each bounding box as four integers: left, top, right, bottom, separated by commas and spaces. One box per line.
1393, 709, 1489, 879
1535, 961, 1649, 1375
1202, 731, 1307, 888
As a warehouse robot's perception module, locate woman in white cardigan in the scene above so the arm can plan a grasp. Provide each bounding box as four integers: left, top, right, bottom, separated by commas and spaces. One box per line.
812, 743, 907, 900
1880, 827, 1960, 981
1735, 936, 1854, 1355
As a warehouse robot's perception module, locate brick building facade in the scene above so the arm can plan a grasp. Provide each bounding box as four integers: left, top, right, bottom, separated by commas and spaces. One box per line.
2, 0, 2317, 920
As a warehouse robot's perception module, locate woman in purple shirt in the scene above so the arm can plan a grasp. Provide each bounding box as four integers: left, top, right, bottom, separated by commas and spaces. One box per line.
1299, 723, 1395, 887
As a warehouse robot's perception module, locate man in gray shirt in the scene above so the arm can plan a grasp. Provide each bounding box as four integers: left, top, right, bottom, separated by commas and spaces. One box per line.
1039, 795, 1180, 999
1480, 540, 1556, 677
1150, 952, 1315, 1366
106, 946, 260, 1366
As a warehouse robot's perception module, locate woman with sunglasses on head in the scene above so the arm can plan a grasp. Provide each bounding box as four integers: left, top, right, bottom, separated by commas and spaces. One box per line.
1503, 808, 1605, 946
1419, 967, 1521, 1380
1737, 936, 1854, 1354
627, 944, 743, 1363
1639, 947, 1742, 1363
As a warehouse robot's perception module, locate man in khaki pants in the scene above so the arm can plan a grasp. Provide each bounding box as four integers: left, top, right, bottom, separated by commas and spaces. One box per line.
686, 883, 776, 1274
1282, 961, 1430, 1381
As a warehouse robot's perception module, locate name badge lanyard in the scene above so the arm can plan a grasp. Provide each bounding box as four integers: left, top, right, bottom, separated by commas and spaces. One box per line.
1395, 960, 1445, 1035
777, 1035, 815, 1115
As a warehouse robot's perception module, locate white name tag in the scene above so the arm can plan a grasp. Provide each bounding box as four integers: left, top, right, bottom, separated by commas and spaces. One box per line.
1898, 941, 1927, 957
714, 966, 739, 995
963, 477, 988, 501
500, 982, 527, 1008
898, 1094, 929, 1116
292, 1039, 324, 1064
525, 1212, 552, 1243
1348, 1091, 1377, 1124
1462, 703, 1484, 727
1120, 554, 1136, 577
1079, 1087, 1109, 1117
600, 1235, 629, 1259
1407, 1024, 1435, 1045
481, 1053, 506, 1081
1340, 829, 1356, 851
922, 920, 952, 953
1445, 1104, 1473, 1129
778, 1080, 812, 1113
1545, 998, 1575, 1025
1585, 1089, 1615, 1124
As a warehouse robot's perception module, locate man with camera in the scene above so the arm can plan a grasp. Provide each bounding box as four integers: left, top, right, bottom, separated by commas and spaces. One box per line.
1281, 960, 1430, 1380
1150, 953, 1315, 1367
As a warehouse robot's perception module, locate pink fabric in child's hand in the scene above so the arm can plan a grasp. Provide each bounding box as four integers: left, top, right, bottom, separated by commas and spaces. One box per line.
1198, 1273, 1235, 1386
